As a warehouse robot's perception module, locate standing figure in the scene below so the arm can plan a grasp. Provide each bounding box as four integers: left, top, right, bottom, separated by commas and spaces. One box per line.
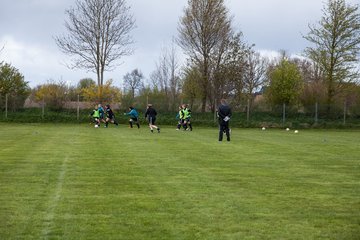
90, 105, 101, 127
124, 106, 140, 128
98, 104, 106, 124
217, 99, 232, 141
104, 104, 119, 128
145, 104, 160, 133
176, 105, 185, 130
182, 104, 193, 131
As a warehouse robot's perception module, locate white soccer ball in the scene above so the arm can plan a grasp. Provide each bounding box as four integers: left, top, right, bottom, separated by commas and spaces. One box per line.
95, 124, 99, 128
262, 127, 266, 131
294, 130, 298, 133
286, 128, 290, 131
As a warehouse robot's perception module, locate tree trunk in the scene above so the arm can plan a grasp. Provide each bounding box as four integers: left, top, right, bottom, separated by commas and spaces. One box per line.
201, 61, 208, 112
326, 72, 335, 117
326, 85, 335, 117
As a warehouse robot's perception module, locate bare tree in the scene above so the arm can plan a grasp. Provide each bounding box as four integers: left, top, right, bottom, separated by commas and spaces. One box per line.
178, 0, 232, 112
123, 69, 144, 99
55, 0, 135, 97
243, 50, 268, 108
167, 43, 182, 109
211, 32, 250, 110
151, 50, 169, 93
150, 41, 182, 110
208, 31, 233, 112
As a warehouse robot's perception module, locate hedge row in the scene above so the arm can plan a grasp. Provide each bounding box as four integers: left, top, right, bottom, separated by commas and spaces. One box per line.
0, 108, 359, 128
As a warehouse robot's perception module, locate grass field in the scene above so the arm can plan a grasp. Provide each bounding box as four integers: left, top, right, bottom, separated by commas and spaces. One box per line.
0, 123, 359, 239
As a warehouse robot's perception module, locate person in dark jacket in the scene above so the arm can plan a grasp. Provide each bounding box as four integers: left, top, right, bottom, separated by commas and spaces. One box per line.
104, 104, 119, 128
217, 99, 232, 141
145, 104, 160, 133
182, 104, 193, 131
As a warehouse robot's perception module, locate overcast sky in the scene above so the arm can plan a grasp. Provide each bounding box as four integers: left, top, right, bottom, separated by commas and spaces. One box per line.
0, 0, 358, 88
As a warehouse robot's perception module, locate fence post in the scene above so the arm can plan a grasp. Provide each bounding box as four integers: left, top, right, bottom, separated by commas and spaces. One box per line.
213, 97, 217, 124
214, 108, 217, 123
282, 103, 286, 126
247, 98, 250, 123
5, 93, 8, 119
315, 102, 318, 124
42, 98, 45, 119
77, 94, 80, 121
343, 100, 346, 125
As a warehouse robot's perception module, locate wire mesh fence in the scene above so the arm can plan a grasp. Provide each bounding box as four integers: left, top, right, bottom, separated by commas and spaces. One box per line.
0, 93, 359, 128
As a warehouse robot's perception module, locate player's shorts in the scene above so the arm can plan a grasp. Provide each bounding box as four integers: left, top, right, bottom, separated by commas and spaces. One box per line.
130, 117, 138, 122
107, 116, 116, 121
148, 117, 156, 125
184, 117, 191, 122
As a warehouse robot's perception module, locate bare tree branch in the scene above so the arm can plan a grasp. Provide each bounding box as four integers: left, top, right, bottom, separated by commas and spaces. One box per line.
55, 0, 135, 95
177, 0, 232, 112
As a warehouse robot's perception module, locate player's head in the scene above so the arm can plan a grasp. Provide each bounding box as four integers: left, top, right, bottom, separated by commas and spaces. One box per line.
129, 106, 133, 110
106, 104, 110, 109
147, 104, 152, 108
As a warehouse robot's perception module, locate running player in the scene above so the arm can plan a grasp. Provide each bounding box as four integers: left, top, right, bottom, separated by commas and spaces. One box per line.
124, 106, 140, 128
90, 105, 101, 127
144, 104, 160, 133
182, 104, 193, 131
176, 105, 185, 130
104, 104, 119, 128
98, 103, 106, 124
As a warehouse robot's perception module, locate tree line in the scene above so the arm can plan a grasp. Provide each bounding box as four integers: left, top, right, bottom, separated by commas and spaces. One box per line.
0, 0, 359, 117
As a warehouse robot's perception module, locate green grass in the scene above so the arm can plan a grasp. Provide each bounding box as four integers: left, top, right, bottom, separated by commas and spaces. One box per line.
0, 123, 359, 239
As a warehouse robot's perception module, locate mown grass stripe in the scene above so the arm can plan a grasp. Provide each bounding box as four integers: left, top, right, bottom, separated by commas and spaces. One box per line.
0, 124, 359, 239
41, 155, 68, 239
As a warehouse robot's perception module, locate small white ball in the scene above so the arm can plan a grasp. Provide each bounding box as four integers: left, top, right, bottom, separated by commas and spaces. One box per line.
286, 128, 290, 131
262, 127, 266, 130
95, 124, 99, 128
294, 130, 298, 133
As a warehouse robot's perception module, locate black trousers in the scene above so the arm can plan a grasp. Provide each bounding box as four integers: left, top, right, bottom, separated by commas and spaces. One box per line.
219, 120, 230, 141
